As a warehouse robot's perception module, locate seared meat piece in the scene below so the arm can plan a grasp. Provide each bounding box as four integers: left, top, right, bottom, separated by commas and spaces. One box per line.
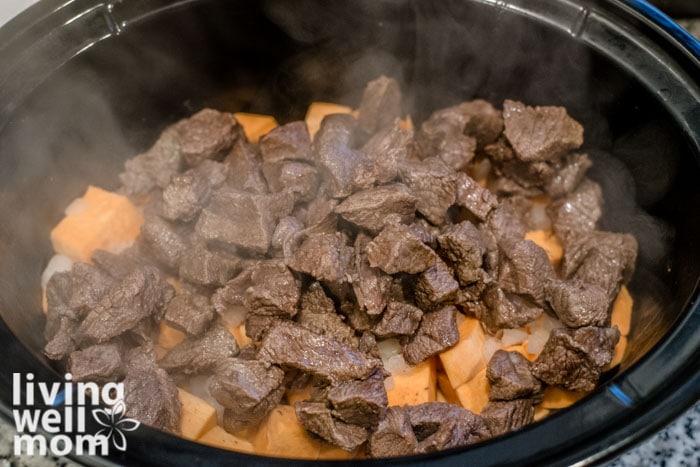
44, 316, 80, 361
178, 241, 240, 287
352, 233, 392, 316
373, 302, 423, 338
211, 268, 252, 314
461, 99, 505, 148
271, 216, 304, 257
210, 358, 285, 432
123, 348, 180, 434
455, 172, 498, 221
357, 75, 402, 135
195, 188, 293, 253
487, 350, 541, 401
415, 104, 477, 171
244, 313, 285, 342
481, 399, 535, 436
68, 342, 124, 383
224, 138, 268, 194
369, 406, 418, 457
79, 266, 173, 343
486, 202, 527, 242
178, 108, 240, 167
341, 302, 376, 333
314, 114, 361, 198
327, 370, 388, 428
297, 282, 357, 348
400, 157, 457, 225
304, 190, 339, 227
486, 138, 555, 189
258, 321, 381, 384
159, 323, 239, 375
533, 326, 620, 391
407, 402, 491, 453
262, 161, 318, 201
502, 100, 583, 162
287, 232, 353, 283
481, 287, 543, 331
548, 179, 603, 242
402, 306, 459, 365
366, 223, 438, 274
160, 169, 212, 222
546, 152, 592, 198
91, 247, 149, 280
65, 263, 114, 318
140, 215, 190, 271
334, 183, 417, 234
163, 286, 215, 336
244, 261, 300, 318
497, 237, 555, 305
295, 401, 368, 451
544, 279, 609, 328
409, 219, 439, 248
414, 259, 460, 309
436, 221, 486, 285
192, 159, 229, 188
259, 121, 313, 164
353, 121, 411, 188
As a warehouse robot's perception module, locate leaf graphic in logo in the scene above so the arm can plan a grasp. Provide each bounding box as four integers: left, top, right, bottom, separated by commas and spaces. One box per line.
91, 399, 141, 452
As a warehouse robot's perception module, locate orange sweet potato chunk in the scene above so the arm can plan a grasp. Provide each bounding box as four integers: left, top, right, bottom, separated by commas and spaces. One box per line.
386, 358, 437, 406
439, 317, 486, 389
305, 102, 353, 141
199, 425, 254, 453
525, 229, 563, 265
254, 405, 321, 459
611, 285, 633, 337
541, 386, 589, 410
158, 322, 186, 350
455, 368, 490, 414
178, 388, 217, 441
233, 112, 279, 143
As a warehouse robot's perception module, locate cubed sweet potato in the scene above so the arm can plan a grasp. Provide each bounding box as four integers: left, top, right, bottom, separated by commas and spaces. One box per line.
198, 425, 254, 453
611, 285, 633, 337
254, 405, 321, 459
436, 372, 460, 405
455, 368, 490, 415
541, 386, 588, 410
159, 322, 186, 350
178, 388, 217, 440
439, 317, 486, 389
525, 229, 563, 265
233, 112, 279, 143
305, 102, 354, 141
386, 358, 436, 406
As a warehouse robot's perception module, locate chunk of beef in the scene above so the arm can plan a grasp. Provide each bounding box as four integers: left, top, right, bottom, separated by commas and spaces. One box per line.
195, 188, 293, 253
178, 241, 240, 287
297, 282, 357, 348
400, 158, 457, 225
409, 219, 439, 248
486, 202, 527, 242
209, 358, 285, 431
314, 114, 361, 198
415, 104, 477, 171
287, 232, 353, 283
224, 138, 268, 194
193, 159, 229, 187
548, 179, 603, 242
140, 215, 189, 271
119, 124, 183, 196
373, 301, 423, 338
258, 321, 381, 383
486, 138, 556, 190
295, 401, 368, 451
487, 350, 541, 401
353, 121, 411, 188
304, 190, 339, 227
91, 246, 150, 280
178, 108, 240, 167
546, 152, 592, 198
327, 370, 388, 428
159, 323, 239, 375
406, 402, 491, 453
340, 302, 376, 333
263, 161, 318, 201
79, 266, 174, 343
244, 313, 285, 342
334, 183, 417, 234
164, 287, 215, 336
270, 216, 304, 258
352, 233, 392, 316
498, 237, 555, 305
455, 172, 498, 221
366, 223, 438, 274
259, 121, 313, 164
544, 279, 609, 328
414, 259, 460, 309
481, 399, 535, 436
44, 316, 80, 361
460, 99, 505, 148
369, 406, 418, 457
244, 261, 300, 317
436, 221, 486, 285
402, 306, 459, 365
502, 100, 583, 162
532, 326, 620, 391
357, 75, 402, 135
481, 287, 543, 331
65, 263, 114, 318
68, 342, 124, 383
160, 169, 212, 222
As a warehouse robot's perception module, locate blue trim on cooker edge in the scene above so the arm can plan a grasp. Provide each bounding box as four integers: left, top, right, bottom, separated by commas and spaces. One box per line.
624, 0, 700, 58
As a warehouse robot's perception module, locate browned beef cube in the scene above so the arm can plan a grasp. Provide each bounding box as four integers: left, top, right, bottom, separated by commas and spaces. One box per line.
287, 232, 353, 283
502, 100, 583, 162
357, 75, 402, 135
327, 370, 388, 428
409, 219, 440, 248
140, 215, 190, 271
481, 399, 535, 436
245, 261, 300, 317
91, 247, 150, 281
373, 301, 423, 338
486, 202, 527, 242
193, 159, 229, 187
270, 216, 304, 258
195, 188, 293, 253
164, 287, 215, 336
406, 402, 491, 453
335, 183, 416, 234
400, 157, 457, 225
119, 124, 183, 196
498, 237, 555, 305
259, 121, 313, 164
414, 259, 459, 309
159, 323, 239, 375
415, 105, 477, 171
160, 169, 212, 222
548, 179, 603, 242
79, 266, 174, 343
369, 406, 418, 457
224, 138, 268, 194
544, 279, 609, 328
68, 342, 124, 383
481, 287, 543, 331
178, 108, 240, 167
487, 350, 542, 401
460, 99, 505, 148
314, 114, 361, 198
210, 358, 285, 431
211, 268, 252, 315
178, 242, 240, 287
353, 121, 411, 188
546, 152, 592, 198
436, 221, 486, 285
352, 233, 392, 316
402, 305, 459, 365
65, 263, 114, 318
366, 223, 437, 274
262, 160, 318, 201
486, 138, 557, 190
44, 316, 80, 361
297, 282, 357, 348
244, 313, 285, 342
455, 172, 498, 221
295, 401, 368, 451
304, 190, 339, 227
258, 321, 382, 383
532, 326, 620, 391
340, 302, 376, 333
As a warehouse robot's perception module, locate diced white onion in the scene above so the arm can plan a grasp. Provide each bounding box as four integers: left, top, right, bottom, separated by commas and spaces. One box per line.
377, 338, 402, 363
529, 203, 551, 230
187, 374, 225, 424
385, 354, 411, 375
41, 254, 74, 288
482, 336, 503, 363
64, 197, 89, 216
527, 328, 551, 355
383, 376, 395, 391
500, 328, 529, 347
